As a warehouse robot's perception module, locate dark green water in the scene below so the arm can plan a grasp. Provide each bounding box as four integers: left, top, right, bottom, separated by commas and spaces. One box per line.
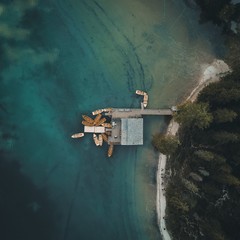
0, 0, 224, 239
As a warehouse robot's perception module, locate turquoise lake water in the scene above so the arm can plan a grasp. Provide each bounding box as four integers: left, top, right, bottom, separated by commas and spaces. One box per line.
0, 0, 224, 239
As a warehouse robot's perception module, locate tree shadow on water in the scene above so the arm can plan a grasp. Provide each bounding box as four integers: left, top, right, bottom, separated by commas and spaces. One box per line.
0, 157, 57, 240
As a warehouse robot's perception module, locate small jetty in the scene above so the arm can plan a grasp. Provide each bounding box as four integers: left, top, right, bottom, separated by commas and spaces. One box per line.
105, 108, 173, 118
71, 90, 177, 157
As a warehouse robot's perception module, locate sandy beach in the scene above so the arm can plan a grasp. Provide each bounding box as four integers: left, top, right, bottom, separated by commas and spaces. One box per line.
156, 59, 231, 240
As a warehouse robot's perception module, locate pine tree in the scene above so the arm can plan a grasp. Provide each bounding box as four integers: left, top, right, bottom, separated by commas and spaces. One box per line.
213, 108, 237, 123
152, 133, 180, 155
174, 102, 213, 129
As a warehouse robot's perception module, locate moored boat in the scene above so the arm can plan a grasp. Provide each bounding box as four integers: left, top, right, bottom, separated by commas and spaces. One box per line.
98, 134, 103, 146
101, 133, 108, 142
136, 90, 146, 96
82, 120, 94, 126
93, 113, 102, 124
102, 108, 112, 112
92, 109, 104, 115
95, 118, 106, 126
71, 132, 84, 138
108, 144, 114, 157
143, 94, 148, 108
93, 134, 100, 146
101, 123, 112, 128
82, 115, 94, 124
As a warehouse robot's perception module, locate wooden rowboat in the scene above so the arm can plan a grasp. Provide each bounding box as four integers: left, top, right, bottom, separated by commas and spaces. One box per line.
136, 90, 146, 96
82, 120, 94, 126
82, 115, 94, 124
93, 134, 100, 146
92, 109, 103, 116
101, 123, 112, 128
95, 118, 106, 126
108, 144, 114, 157
101, 133, 108, 142
71, 132, 84, 138
143, 94, 148, 108
93, 114, 102, 125
98, 134, 103, 146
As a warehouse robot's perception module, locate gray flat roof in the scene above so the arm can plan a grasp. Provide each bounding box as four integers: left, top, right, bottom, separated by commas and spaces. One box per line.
121, 118, 143, 145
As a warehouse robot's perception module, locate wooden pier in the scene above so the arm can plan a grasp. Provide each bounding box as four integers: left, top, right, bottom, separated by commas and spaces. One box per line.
105, 108, 174, 118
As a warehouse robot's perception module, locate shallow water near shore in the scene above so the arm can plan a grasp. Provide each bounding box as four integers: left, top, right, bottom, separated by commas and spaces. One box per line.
0, 0, 224, 239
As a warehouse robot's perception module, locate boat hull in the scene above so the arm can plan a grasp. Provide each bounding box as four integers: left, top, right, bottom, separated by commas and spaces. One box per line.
101, 123, 112, 128
136, 90, 146, 96
98, 134, 103, 146
101, 133, 108, 142
93, 134, 100, 146
71, 133, 84, 138
82, 120, 94, 126
95, 118, 106, 126
82, 115, 94, 124
108, 144, 114, 157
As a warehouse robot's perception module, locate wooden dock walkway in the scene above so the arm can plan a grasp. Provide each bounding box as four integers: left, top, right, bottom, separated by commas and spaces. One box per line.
105, 108, 173, 118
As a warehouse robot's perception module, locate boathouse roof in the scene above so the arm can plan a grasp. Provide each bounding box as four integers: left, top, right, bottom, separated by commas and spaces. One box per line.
121, 118, 143, 145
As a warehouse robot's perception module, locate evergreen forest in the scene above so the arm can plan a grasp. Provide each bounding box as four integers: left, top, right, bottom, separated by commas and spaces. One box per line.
162, 1, 240, 239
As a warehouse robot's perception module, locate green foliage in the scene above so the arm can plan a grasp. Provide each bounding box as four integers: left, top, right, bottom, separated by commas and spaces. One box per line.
165, 6, 240, 237
169, 196, 189, 213
213, 108, 237, 123
213, 154, 227, 164
213, 131, 239, 144
194, 150, 214, 161
182, 179, 199, 194
202, 183, 221, 196
174, 102, 213, 129
152, 133, 179, 155
198, 81, 240, 104
219, 4, 235, 22
225, 36, 240, 70
195, 150, 226, 165
218, 163, 232, 174
167, 71, 240, 239
196, 0, 230, 25
203, 219, 227, 240
213, 173, 240, 186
